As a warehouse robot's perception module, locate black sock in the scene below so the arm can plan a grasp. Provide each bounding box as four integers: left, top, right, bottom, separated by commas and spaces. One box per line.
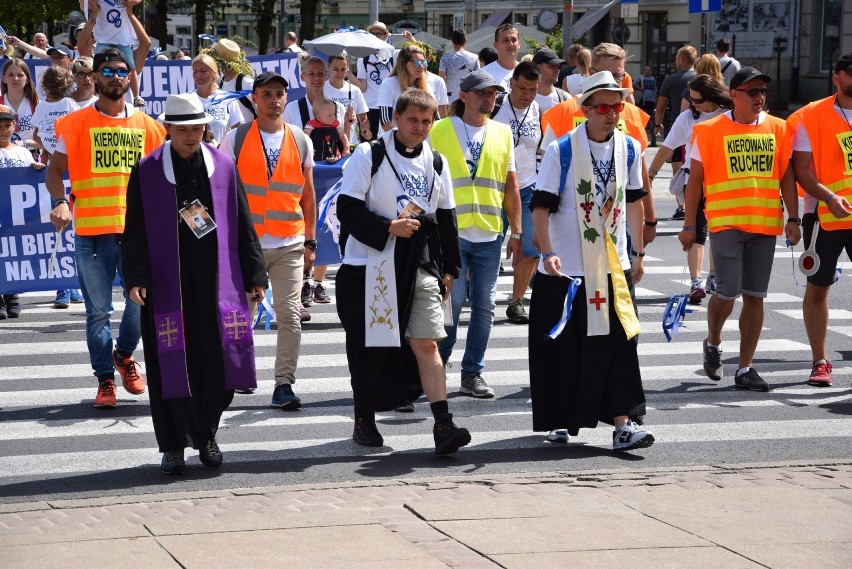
430, 400, 449, 419
98, 374, 115, 384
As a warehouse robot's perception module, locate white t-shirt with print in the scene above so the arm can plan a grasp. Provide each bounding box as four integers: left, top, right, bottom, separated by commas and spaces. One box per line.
434, 115, 516, 243
324, 80, 368, 141
338, 131, 454, 266
427, 72, 449, 107
0, 145, 36, 168
194, 92, 242, 147
32, 98, 80, 155
1, 96, 36, 142
535, 131, 643, 275
219, 124, 315, 249
481, 61, 516, 92
490, 96, 541, 189
92, 0, 137, 46
357, 51, 399, 108
75, 95, 99, 108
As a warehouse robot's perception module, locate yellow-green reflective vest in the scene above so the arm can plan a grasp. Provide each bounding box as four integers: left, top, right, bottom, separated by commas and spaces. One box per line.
430, 117, 512, 234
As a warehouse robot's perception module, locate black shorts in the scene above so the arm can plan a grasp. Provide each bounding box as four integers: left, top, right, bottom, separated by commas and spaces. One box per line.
695, 194, 708, 245
806, 225, 852, 287
671, 145, 685, 163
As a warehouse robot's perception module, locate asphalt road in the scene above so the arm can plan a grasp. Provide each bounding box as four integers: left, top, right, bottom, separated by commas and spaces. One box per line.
1, 159, 850, 504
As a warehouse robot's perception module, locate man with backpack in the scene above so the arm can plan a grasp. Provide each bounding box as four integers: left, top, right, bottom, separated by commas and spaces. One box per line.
716, 38, 741, 86
334, 89, 471, 454
532, 47, 569, 113
218, 72, 317, 410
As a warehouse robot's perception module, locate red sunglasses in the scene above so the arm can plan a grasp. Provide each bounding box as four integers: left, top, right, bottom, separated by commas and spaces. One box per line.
585, 102, 625, 114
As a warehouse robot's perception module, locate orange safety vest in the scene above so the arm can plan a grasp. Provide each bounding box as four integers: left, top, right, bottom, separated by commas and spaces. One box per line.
694, 113, 788, 236
55, 106, 165, 236
541, 95, 650, 151
236, 122, 306, 238
800, 96, 852, 231
786, 101, 820, 198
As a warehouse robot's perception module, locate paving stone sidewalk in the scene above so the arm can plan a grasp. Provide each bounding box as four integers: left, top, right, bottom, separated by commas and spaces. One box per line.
1, 460, 851, 568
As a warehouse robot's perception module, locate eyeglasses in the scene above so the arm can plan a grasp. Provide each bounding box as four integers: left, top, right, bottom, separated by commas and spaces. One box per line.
75, 71, 94, 80
410, 60, 428, 68
734, 87, 769, 98
689, 96, 706, 105
370, 31, 388, 37
50, 54, 69, 61
472, 89, 498, 98
585, 102, 625, 114
100, 67, 130, 78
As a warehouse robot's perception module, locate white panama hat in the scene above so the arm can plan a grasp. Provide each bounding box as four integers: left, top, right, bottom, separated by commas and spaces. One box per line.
157, 93, 213, 125
576, 71, 631, 107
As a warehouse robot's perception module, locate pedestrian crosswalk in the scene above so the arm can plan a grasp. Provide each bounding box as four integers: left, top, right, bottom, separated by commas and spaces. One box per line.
1, 242, 851, 496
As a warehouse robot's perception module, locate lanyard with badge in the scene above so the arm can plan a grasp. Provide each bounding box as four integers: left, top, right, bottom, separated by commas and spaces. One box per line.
176, 148, 217, 239
384, 151, 436, 217
589, 131, 616, 221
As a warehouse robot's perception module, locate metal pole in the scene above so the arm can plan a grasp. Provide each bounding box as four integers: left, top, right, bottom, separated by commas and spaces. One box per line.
369, 0, 378, 24
790, 0, 799, 102
563, 0, 573, 54
279, 0, 284, 46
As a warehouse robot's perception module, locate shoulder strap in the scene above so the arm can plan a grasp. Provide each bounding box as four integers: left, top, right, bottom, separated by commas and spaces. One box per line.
233, 121, 254, 160
236, 74, 244, 90
489, 93, 507, 119
627, 136, 635, 173
557, 134, 572, 196
433, 151, 443, 176
363, 55, 370, 69
298, 98, 310, 128
290, 125, 309, 166
721, 60, 733, 74
556, 88, 568, 103
370, 137, 386, 177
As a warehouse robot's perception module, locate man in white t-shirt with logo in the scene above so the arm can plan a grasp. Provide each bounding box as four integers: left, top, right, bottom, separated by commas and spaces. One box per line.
715, 38, 741, 86
351, 22, 399, 140
480, 23, 520, 92
490, 61, 542, 324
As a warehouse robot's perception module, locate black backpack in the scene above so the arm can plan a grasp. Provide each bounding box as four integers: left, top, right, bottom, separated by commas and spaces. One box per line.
369, 137, 443, 177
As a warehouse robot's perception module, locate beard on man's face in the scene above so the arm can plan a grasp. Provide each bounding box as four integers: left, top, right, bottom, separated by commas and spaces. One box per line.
97, 80, 129, 101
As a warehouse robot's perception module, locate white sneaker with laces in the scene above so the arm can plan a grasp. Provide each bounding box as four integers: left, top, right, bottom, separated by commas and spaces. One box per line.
545, 429, 569, 444
612, 421, 655, 451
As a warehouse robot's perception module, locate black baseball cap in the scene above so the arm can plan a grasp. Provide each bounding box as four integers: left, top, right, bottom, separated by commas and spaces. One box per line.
836, 52, 852, 74
93, 50, 130, 71
730, 67, 772, 90
532, 48, 565, 66
253, 71, 288, 91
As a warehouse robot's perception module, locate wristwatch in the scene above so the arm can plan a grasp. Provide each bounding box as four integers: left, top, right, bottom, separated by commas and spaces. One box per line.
787, 217, 801, 225
509, 233, 524, 243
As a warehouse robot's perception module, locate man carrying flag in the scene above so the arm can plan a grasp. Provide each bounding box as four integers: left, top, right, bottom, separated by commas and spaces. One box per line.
528, 72, 654, 451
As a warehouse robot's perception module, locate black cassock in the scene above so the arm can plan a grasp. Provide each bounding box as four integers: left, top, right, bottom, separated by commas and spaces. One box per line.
122, 146, 267, 453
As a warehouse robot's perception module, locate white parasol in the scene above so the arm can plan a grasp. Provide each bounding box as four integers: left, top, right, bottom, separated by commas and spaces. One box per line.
303, 29, 395, 59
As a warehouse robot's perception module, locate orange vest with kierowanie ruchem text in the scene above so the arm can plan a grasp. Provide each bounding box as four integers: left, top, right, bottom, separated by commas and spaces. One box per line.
800, 96, 852, 231
236, 122, 306, 238
541, 95, 650, 151
694, 112, 789, 236
55, 105, 165, 236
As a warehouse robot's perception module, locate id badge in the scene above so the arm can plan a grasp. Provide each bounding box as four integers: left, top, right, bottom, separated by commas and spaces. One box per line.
178, 199, 217, 239
600, 195, 614, 220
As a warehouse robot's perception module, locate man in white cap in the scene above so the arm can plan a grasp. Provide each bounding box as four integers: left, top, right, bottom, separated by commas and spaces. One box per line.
529, 71, 654, 452
122, 93, 267, 474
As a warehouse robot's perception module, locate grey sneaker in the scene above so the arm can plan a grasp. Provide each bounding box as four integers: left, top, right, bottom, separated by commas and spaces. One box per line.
460, 374, 494, 398
313, 282, 331, 303
703, 338, 723, 381
506, 299, 529, 324
301, 281, 313, 307
705, 274, 717, 295
613, 421, 655, 451
545, 429, 569, 444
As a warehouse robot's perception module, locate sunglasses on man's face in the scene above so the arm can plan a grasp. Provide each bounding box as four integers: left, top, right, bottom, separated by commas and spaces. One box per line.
734, 87, 769, 98
585, 102, 625, 114
100, 67, 130, 78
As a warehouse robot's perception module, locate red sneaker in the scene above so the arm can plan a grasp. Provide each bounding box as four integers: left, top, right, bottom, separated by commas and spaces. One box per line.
94, 379, 117, 408
113, 350, 146, 395
807, 361, 832, 387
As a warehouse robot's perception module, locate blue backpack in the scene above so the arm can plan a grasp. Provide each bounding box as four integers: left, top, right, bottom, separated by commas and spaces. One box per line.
556, 132, 635, 196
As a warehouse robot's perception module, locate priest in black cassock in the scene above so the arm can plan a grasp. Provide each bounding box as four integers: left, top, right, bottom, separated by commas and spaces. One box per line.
122, 93, 267, 474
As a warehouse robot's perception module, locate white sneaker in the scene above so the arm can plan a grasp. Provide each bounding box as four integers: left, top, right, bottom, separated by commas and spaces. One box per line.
612, 421, 655, 451
545, 429, 569, 444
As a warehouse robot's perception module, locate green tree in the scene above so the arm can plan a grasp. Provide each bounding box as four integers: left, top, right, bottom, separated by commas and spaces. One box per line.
298, 0, 321, 43
0, 0, 78, 43
251, 0, 278, 54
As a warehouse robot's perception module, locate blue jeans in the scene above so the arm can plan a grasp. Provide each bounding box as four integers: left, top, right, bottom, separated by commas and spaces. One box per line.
438, 236, 502, 377
75, 234, 140, 380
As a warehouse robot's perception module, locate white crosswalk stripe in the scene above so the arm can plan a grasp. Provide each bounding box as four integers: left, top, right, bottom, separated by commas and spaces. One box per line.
1, 266, 850, 489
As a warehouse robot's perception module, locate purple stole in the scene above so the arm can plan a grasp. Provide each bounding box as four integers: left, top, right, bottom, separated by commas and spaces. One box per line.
138, 143, 257, 399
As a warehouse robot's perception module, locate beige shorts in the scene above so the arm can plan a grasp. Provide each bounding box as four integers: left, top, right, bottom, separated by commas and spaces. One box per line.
405, 268, 447, 340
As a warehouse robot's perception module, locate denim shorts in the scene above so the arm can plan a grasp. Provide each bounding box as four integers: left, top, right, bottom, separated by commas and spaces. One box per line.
503, 184, 540, 258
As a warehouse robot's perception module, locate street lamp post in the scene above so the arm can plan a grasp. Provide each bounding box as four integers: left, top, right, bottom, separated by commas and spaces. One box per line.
773, 35, 788, 112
